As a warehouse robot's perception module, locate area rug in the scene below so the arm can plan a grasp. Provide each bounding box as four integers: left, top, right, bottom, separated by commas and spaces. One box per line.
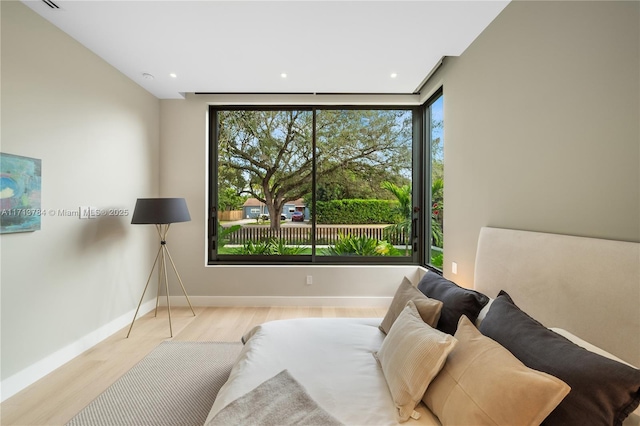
66, 341, 242, 426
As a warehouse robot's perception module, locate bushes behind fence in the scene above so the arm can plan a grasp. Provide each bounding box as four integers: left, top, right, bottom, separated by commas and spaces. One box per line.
315, 199, 400, 224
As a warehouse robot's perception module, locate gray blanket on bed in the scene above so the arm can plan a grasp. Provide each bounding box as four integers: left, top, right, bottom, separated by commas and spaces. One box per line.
206, 369, 343, 426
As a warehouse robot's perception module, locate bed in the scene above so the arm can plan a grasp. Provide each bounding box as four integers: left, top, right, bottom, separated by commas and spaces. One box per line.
205, 227, 640, 425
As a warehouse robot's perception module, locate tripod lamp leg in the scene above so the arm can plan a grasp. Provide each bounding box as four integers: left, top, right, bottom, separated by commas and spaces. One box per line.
162, 246, 173, 337
126, 245, 162, 338
165, 246, 196, 316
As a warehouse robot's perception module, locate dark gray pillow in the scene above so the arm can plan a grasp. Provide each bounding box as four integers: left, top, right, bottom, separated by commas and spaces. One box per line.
479, 291, 640, 426
417, 272, 489, 335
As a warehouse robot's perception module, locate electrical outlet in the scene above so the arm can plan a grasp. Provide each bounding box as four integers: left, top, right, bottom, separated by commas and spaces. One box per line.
306, 275, 313, 285
452, 262, 458, 275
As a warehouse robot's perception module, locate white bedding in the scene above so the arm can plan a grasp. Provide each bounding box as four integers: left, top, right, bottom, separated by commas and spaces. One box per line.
206, 317, 441, 426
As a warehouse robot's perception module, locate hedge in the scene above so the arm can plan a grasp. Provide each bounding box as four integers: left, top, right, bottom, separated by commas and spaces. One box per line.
315, 199, 400, 224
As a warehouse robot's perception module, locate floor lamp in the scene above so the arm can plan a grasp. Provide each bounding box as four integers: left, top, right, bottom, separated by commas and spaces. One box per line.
127, 198, 195, 338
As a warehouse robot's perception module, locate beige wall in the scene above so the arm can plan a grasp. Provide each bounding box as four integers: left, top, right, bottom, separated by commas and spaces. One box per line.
159, 96, 421, 301
421, 0, 640, 287
0, 1, 160, 384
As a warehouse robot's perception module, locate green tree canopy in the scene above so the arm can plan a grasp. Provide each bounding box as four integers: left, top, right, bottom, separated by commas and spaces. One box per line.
218, 109, 412, 229
218, 187, 247, 211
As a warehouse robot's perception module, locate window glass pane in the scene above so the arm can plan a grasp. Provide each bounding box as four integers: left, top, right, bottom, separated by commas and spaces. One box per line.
430, 96, 444, 268
315, 109, 413, 257
210, 106, 422, 264
217, 110, 313, 256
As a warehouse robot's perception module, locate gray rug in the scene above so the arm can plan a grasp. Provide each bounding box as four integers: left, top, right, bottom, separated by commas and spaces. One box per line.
67, 341, 242, 426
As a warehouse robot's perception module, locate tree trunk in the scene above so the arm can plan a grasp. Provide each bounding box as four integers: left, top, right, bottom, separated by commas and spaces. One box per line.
262, 184, 283, 231
269, 208, 280, 231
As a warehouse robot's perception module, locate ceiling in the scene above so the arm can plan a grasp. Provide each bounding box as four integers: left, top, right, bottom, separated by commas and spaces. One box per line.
22, 0, 510, 99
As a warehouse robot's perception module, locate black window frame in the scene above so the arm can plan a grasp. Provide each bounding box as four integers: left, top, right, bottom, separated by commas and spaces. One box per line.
423, 88, 444, 270
208, 101, 438, 266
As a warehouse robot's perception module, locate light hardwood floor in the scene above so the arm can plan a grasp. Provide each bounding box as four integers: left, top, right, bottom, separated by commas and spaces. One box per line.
1, 305, 387, 426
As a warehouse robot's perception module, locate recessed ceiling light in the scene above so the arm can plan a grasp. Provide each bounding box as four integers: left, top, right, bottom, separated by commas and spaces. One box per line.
169, 73, 177, 78
390, 72, 398, 79
142, 73, 155, 80
281, 73, 287, 79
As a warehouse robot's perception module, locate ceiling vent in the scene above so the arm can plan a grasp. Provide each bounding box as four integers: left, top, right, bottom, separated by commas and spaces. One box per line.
42, 0, 60, 9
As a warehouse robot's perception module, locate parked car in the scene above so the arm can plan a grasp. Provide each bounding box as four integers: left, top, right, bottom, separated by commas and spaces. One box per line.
259, 213, 287, 221
291, 211, 304, 222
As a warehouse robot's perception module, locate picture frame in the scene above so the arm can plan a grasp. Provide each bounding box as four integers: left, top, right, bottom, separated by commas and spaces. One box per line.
1, 153, 42, 233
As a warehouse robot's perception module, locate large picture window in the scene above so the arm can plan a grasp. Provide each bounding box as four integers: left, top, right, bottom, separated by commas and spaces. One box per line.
208, 102, 439, 265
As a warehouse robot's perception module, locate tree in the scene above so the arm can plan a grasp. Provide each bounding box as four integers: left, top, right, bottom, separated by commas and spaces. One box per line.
430, 119, 444, 188
431, 178, 444, 248
316, 164, 410, 201
217, 109, 412, 230
219, 188, 246, 211
316, 110, 412, 199
381, 181, 412, 255
430, 115, 444, 249
218, 110, 313, 229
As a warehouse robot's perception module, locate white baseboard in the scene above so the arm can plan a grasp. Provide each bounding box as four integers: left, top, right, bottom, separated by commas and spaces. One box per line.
160, 295, 393, 308
0, 300, 156, 403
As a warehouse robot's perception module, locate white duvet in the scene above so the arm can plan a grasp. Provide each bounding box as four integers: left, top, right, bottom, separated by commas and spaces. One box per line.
206, 317, 441, 426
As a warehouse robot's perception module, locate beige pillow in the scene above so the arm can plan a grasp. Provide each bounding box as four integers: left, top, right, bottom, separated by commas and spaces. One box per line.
379, 277, 443, 334
376, 300, 457, 422
423, 316, 571, 426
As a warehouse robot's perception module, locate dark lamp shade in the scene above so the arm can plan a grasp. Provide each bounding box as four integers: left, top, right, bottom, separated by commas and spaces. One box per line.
131, 198, 191, 224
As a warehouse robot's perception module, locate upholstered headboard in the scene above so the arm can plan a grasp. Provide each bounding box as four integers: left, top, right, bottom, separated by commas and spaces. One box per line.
474, 227, 640, 367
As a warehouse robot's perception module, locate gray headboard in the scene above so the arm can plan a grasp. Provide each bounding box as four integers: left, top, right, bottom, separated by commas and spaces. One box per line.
474, 227, 640, 367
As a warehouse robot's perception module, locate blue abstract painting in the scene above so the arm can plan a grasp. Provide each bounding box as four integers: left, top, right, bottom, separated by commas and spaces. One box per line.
1, 153, 42, 233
